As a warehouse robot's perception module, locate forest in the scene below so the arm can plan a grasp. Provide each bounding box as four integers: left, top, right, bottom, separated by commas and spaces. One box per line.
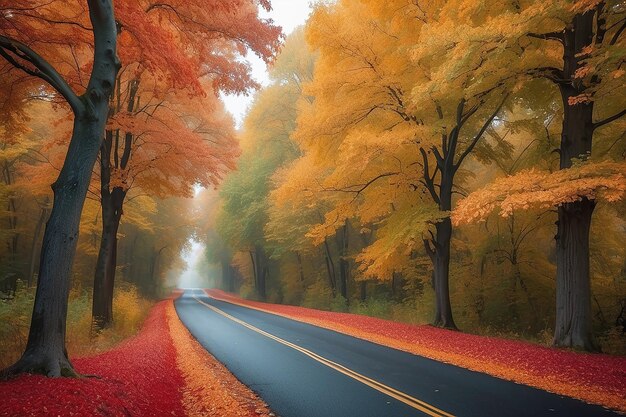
0, 0, 624, 387
203, 0, 626, 355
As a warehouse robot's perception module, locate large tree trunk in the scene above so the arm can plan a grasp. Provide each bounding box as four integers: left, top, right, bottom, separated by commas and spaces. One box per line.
553, 11, 598, 351
92, 187, 124, 329
554, 198, 596, 350
4, 120, 111, 377
1, 0, 119, 378
431, 218, 457, 329
424, 165, 457, 330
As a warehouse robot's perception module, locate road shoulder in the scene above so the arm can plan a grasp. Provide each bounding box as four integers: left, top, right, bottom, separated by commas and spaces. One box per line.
205, 289, 625, 414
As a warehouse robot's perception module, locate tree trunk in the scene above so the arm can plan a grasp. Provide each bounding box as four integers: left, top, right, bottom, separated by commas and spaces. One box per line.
148, 246, 166, 296
323, 238, 337, 296
337, 223, 350, 300
554, 198, 596, 350
3, 161, 19, 269
359, 280, 367, 302
4, 119, 111, 377
431, 218, 457, 329
552, 11, 598, 351
221, 258, 230, 290
92, 187, 124, 329
220, 251, 233, 291
508, 262, 519, 321
27, 204, 49, 287
126, 234, 140, 284
251, 246, 267, 300
228, 265, 237, 292
1, 0, 120, 378
295, 251, 305, 284
424, 165, 457, 330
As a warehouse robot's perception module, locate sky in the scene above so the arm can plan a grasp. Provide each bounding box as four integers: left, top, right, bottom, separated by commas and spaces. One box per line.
221, 0, 314, 127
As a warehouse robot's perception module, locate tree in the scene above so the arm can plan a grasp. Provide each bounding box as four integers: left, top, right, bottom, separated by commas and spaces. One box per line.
216, 28, 314, 301
284, 0, 512, 328
92, 80, 238, 328
89, 0, 281, 328
444, 0, 626, 350
0, 0, 120, 376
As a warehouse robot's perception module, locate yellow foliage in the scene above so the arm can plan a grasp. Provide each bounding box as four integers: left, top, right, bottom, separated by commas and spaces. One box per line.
453, 161, 626, 225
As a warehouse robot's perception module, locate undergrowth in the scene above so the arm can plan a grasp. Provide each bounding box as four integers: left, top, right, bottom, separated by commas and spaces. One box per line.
0, 283, 152, 370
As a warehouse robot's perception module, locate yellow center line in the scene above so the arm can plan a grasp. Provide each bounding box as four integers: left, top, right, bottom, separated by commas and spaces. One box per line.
192, 295, 455, 417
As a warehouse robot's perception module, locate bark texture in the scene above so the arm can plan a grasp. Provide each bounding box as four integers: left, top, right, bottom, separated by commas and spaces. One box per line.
92, 187, 125, 329
250, 245, 267, 300
1, 0, 120, 377
553, 10, 598, 351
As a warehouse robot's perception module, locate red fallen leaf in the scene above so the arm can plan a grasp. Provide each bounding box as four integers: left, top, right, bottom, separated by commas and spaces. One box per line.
207, 289, 626, 413
0, 302, 186, 417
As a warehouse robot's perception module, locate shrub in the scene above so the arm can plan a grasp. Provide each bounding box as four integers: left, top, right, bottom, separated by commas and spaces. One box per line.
301, 281, 334, 310
0, 284, 152, 368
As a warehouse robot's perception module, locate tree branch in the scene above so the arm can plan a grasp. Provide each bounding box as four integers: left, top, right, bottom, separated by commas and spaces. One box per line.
324, 172, 399, 197
594, 108, 626, 131
454, 93, 510, 172
420, 147, 441, 205
0, 35, 83, 114
527, 32, 564, 44
423, 238, 435, 261
526, 67, 567, 84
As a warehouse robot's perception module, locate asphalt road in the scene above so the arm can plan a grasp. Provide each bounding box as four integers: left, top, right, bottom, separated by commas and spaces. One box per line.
174, 289, 619, 417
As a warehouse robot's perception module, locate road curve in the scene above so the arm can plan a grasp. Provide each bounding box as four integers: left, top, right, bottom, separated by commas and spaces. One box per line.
174, 289, 617, 417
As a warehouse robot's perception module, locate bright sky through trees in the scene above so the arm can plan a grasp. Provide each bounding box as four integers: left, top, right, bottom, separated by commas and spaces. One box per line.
178, 1, 314, 285
221, 0, 313, 126
179, 240, 208, 288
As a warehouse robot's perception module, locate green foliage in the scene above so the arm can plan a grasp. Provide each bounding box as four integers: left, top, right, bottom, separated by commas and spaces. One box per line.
301, 280, 335, 310
0, 287, 34, 369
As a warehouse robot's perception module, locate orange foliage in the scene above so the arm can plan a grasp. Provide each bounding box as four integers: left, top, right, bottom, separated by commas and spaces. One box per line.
452, 161, 626, 225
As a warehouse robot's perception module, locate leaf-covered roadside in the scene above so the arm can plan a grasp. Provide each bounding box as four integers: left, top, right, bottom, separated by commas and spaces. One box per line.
0, 297, 273, 417
167, 300, 272, 417
0, 301, 185, 417
206, 289, 626, 413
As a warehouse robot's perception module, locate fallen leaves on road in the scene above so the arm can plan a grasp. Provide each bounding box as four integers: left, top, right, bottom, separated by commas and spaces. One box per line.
167, 300, 272, 417
206, 289, 626, 413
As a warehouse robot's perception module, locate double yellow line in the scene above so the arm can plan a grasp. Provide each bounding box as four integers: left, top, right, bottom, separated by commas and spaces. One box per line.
192, 295, 454, 417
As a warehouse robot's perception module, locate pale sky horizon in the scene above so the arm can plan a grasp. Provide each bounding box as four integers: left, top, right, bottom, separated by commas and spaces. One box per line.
221, 0, 314, 128
179, 1, 314, 287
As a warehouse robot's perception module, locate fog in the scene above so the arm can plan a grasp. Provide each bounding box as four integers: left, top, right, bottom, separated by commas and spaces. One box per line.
177, 239, 211, 288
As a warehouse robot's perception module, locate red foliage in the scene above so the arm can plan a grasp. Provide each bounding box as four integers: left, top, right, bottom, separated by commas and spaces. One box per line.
0, 302, 186, 417
207, 289, 626, 413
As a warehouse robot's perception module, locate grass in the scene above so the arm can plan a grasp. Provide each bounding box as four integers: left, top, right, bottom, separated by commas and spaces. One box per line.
0, 283, 152, 369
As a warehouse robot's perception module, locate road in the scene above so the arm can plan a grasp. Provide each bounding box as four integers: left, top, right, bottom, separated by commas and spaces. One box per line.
174, 289, 618, 417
